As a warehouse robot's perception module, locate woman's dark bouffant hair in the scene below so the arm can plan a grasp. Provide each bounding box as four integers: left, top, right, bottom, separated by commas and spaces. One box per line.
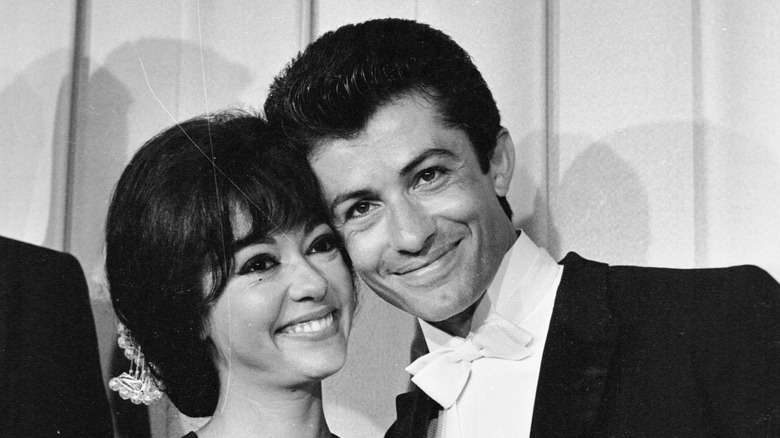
105, 111, 340, 417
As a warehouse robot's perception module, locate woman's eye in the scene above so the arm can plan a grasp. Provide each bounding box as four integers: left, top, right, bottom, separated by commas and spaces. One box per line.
239, 256, 278, 275
309, 234, 338, 254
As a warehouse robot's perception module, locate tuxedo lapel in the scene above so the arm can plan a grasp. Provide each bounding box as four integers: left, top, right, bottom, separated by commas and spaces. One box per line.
385, 386, 440, 438
530, 253, 617, 438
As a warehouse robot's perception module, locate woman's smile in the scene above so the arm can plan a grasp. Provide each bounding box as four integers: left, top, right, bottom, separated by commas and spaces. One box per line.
278, 309, 339, 335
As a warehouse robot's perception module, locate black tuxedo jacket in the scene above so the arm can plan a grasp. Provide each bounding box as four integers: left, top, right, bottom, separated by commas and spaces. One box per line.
386, 253, 780, 438
0, 237, 112, 437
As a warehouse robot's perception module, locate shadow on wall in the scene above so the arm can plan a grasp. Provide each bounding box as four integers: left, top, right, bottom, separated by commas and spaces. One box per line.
506, 129, 648, 265
696, 122, 780, 268
549, 140, 650, 266
512, 130, 562, 258
547, 120, 779, 277
690, 121, 780, 276
63, 38, 253, 437
73, 48, 149, 438
70, 36, 256, 288
0, 49, 71, 246
0, 48, 145, 436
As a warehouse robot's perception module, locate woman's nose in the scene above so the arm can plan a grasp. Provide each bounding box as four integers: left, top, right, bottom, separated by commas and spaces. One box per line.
288, 259, 328, 301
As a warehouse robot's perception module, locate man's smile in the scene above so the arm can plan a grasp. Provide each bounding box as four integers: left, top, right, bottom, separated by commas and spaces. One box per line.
389, 240, 461, 280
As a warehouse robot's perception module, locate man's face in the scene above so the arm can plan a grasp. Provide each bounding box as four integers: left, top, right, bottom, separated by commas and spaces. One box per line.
310, 94, 516, 325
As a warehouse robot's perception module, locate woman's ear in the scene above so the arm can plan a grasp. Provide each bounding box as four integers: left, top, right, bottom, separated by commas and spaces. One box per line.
489, 128, 516, 197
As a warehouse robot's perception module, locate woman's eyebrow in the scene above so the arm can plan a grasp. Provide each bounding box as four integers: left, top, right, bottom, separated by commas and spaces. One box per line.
232, 234, 274, 253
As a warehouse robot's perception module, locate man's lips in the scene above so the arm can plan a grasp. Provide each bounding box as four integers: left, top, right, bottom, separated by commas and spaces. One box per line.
391, 241, 459, 275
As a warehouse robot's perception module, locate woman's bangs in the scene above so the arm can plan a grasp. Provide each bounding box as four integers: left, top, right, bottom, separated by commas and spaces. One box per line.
228, 170, 327, 243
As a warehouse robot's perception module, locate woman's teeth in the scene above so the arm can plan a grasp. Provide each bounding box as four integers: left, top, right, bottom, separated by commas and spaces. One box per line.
281, 312, 335, 334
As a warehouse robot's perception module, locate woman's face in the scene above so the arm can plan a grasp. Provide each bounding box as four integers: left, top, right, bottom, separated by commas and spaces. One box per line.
207, 213, 354, 391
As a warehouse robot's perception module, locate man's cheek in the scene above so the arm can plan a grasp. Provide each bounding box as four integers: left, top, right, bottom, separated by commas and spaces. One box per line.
344, 231, 378, 271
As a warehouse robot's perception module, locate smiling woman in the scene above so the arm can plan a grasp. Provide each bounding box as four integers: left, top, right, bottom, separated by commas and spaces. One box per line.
208, 220, 353, 393
105, 110, 354, 438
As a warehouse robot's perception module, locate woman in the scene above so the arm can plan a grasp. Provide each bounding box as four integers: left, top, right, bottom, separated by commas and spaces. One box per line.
105, 111, 354, 438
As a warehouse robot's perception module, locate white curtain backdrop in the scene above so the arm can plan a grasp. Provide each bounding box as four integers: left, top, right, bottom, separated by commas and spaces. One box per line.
2, 1, 778, 437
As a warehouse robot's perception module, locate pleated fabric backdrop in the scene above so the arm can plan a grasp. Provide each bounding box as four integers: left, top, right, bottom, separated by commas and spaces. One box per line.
2, 1, 778, 436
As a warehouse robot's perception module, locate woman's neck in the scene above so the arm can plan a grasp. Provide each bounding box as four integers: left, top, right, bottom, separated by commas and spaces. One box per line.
196, 380, 331, 438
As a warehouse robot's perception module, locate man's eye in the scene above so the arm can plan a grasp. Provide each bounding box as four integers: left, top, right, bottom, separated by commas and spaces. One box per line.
346, 201, 373, 219
239, 256, 278, 275
309, 234, 338, 254
419, 169, 438, 182
416, 167, 446, 186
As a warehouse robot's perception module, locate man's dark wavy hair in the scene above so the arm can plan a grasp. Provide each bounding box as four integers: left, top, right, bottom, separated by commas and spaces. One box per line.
105, 111, 346, 417
264, 18, 512, 218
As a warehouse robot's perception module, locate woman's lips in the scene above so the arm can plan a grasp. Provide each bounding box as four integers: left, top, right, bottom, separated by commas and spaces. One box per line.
278, 309, 338, 335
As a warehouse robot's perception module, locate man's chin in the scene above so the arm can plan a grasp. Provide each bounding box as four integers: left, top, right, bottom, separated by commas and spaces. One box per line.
368, 281, 480, 319
391, 300, 463, 323
407, 305, 475, 332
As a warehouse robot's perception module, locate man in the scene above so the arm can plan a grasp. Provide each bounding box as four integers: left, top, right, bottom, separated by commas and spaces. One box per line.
0, 236, 112, 437
265, 18, 780, 437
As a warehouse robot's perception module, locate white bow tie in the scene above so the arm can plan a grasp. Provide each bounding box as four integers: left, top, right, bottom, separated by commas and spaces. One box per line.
406, 314, 534, 408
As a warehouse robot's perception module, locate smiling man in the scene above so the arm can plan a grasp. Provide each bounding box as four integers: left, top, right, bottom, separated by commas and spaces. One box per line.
309, 93, 516, 337
265, 18, 780, 438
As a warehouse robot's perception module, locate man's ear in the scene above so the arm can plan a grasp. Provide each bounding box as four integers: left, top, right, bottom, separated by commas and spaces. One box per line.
489, 128, 515, 197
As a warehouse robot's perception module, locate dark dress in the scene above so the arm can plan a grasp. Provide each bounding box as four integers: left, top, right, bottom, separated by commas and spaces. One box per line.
182, 431, 341, 437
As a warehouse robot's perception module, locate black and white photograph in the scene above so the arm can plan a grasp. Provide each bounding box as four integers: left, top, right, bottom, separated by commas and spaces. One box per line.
1, 1, 779, 437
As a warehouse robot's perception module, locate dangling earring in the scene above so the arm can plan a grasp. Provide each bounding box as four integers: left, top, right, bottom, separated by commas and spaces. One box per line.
108, 322, 163, 405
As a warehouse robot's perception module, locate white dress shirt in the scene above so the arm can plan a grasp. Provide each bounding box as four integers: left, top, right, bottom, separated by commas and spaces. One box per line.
414, 232, 563, 438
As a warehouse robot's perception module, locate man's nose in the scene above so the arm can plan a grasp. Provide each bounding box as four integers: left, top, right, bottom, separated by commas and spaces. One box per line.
287, 259, 328, 302
387, 197, 436, 255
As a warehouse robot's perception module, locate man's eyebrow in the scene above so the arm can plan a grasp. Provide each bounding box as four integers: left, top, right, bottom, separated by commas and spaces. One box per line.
329, 189, 375, 216
399, 149, 458, 177
327, 149, 457, 216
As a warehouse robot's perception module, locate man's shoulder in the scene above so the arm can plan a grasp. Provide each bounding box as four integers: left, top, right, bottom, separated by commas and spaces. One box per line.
559, 251, 778, 295
546, 252, 780, 437
0, 236, 78, 271
0, 236, 86, 302
557, 251, 779, 330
